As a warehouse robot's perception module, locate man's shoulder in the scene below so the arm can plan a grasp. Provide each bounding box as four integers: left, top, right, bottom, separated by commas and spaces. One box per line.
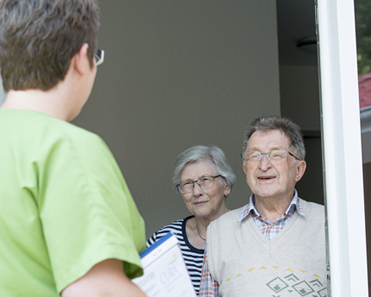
0, 109, 105, 158
299, 198, 325, 220
299, 198, 324, 210
51, 117, 101, 143
206, 206, 249, 256
210, 205, 246, 228
6, 109, 101, 143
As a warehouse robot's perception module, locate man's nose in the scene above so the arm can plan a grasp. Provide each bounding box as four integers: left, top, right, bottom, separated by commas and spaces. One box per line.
259, 154, 272, 170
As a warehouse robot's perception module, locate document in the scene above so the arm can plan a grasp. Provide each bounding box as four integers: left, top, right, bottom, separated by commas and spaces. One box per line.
133, 232, 197, 297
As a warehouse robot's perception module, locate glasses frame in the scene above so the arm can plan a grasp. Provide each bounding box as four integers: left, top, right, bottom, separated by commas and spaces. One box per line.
241, 150, 301, 162
95, 49, 105, 66
177, 175, 222, 194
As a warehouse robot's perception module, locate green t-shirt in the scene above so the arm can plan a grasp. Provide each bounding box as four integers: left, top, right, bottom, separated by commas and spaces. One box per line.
0, 109, 146, 296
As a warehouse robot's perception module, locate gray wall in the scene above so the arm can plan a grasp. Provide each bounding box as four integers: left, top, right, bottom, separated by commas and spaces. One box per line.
72, 1, 280, 237
280, 65, 323, 205
280, 66, 320, 131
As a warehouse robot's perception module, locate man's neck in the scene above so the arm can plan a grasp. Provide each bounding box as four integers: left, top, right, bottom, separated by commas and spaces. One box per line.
2, 86, 72, 121
253, 193, 294, 222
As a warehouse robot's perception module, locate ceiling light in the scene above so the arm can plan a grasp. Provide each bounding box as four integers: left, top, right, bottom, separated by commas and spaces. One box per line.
297, 36, 317, 54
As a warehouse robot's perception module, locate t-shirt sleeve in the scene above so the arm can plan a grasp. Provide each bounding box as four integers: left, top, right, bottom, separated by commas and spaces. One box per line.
146, 229, 165, 248
146, 232, 158, 248
146, 222, 178, 248
36, 128, 146, 293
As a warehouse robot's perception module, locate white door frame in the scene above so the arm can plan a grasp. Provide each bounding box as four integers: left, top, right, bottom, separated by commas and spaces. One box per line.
316, 0, 369, 295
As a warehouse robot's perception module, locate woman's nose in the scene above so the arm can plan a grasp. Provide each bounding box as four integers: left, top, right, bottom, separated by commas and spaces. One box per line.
192, 182, 204, 196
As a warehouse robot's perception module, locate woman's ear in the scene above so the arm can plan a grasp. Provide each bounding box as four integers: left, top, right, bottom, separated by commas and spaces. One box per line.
224, 184, 231, 197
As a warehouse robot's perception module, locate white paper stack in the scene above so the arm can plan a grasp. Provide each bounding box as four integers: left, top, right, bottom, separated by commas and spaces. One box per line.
133, 232, 197, 297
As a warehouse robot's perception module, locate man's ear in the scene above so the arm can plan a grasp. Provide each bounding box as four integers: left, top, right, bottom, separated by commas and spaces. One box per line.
72, 43, 90, 76
295, 160, 307, 182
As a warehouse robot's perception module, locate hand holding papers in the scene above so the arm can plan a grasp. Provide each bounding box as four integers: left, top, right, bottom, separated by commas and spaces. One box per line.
133, 232, 197, 297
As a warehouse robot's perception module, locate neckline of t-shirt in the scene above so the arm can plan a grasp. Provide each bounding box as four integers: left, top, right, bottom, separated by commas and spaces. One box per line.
182, 216, 205, 254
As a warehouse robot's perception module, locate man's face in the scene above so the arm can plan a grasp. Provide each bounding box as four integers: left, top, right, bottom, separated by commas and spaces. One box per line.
242, 130, 306, 202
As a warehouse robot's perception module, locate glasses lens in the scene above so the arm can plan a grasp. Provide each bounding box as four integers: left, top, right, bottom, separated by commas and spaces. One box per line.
247, 151, 261, 162
180, 182, 193, 194
180, 176, 216, 194
246, 150, 289, 163
268, 150, 287, 161
198, 176, 214, 190
95, 49, 104, 66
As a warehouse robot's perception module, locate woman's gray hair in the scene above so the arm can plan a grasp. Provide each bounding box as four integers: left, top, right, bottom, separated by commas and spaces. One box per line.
172, 145, 236, 194
242, 115, 306, 160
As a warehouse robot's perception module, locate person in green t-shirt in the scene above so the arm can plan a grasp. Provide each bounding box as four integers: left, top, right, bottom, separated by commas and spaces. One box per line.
0, 1, 147, 296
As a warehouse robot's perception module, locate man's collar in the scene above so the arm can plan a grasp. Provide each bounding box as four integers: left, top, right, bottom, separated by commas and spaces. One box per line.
237, 190, 305, 223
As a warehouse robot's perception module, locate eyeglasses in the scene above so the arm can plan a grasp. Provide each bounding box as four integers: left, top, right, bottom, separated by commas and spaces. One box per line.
95, 49, 105, 66
241, 150, 301, 163
177, 175, 222, 194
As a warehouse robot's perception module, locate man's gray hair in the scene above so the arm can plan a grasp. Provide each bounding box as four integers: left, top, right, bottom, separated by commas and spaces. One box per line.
243, 115, 306, 160
173, 145, 236, 194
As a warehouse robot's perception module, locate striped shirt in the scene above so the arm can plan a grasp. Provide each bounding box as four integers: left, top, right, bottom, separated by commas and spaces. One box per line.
199, 192, 305, 297
146, 216, 204, 295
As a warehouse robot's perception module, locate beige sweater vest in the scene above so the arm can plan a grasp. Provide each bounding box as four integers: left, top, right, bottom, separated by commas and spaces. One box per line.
207, 199, 327, 297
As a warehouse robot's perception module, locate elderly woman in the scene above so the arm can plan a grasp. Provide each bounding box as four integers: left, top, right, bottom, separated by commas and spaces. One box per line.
146, 145, 236, 295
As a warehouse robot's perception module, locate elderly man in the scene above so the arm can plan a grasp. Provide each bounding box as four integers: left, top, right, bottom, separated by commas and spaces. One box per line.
199, 115, 327, 297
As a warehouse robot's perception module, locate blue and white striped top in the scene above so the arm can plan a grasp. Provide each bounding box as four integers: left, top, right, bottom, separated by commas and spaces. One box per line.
146, 216, 205, 295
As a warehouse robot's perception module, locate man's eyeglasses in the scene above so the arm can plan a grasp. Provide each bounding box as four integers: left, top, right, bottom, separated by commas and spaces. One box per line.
241, 150, 301, 163
177, 175, 222, 194
95, 49, 104, 66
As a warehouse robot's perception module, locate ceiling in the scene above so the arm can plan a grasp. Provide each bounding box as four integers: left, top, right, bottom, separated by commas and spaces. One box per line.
276, 0, 318, 66
278, 0, 371, 164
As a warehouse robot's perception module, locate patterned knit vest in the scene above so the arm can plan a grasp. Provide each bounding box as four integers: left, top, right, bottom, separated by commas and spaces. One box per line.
207, 199, 327, 297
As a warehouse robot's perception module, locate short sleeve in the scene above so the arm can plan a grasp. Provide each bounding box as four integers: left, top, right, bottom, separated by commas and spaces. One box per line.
36, 126, 146, 293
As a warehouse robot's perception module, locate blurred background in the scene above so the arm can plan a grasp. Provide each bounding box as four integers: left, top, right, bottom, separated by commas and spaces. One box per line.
1, 2, 370, 274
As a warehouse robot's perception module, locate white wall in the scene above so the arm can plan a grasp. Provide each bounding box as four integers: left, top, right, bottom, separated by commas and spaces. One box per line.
72, 0, 280, 237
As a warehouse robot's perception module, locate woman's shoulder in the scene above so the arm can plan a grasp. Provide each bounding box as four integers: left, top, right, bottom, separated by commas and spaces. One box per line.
160, 216, 193, 230
146, 216, 193, 247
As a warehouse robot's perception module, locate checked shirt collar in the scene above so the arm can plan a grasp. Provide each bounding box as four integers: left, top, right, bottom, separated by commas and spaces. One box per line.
237, 190, 305, 240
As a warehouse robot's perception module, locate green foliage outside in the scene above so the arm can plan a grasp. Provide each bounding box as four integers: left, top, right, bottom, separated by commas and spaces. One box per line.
355, 0, 371, 76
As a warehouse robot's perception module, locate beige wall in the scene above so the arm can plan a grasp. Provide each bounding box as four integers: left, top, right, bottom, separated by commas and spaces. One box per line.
72, 1, 280, 237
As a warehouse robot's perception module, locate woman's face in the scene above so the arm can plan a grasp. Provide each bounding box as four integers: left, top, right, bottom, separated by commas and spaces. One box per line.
180, 160, 231, 221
